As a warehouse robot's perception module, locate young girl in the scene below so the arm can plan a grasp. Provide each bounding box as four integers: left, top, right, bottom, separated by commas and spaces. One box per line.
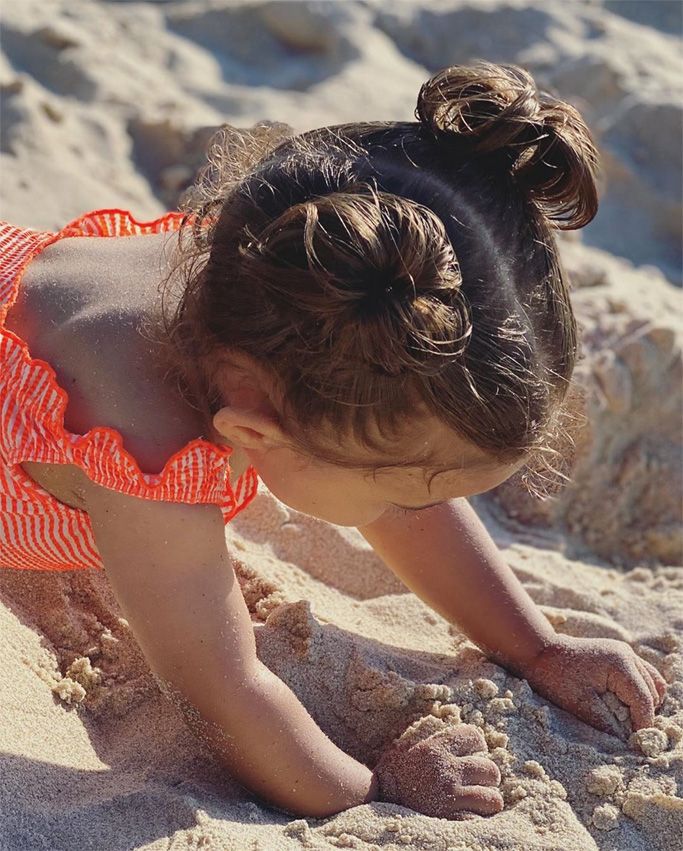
0, 61, 666, 821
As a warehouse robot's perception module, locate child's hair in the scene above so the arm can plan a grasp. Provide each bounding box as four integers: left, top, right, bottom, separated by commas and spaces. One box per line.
145, 61, 601, 497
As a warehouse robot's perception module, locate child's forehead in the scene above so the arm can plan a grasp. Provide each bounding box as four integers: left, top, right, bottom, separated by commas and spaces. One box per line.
366, 457, 498, 486
361, 413, 494, 470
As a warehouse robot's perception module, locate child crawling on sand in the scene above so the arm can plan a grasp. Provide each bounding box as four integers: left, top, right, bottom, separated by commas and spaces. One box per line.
0, 62, 666, 820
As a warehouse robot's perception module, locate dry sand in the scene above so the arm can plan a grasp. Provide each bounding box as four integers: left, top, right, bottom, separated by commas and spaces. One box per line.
1, 1, 682, 849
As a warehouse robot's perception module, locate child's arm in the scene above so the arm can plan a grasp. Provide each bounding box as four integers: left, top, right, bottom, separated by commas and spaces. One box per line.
357, 498, 667, 736
83, 481, 378, 817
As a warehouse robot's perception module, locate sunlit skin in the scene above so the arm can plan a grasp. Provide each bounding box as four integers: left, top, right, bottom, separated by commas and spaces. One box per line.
209, 352, 524, 528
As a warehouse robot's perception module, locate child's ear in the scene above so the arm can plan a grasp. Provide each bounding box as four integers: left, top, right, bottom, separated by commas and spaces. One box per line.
212, 406, 287, 451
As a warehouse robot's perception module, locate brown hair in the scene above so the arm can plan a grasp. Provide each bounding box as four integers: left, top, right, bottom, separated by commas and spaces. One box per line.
144, 61, 600, 496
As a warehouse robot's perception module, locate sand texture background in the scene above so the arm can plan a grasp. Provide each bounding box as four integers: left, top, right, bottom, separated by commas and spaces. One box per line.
1, 1, 682, 849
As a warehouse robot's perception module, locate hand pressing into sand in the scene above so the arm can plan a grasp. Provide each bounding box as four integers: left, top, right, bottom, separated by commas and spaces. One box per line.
373, 722, 504, 820
520, 634, 667, 737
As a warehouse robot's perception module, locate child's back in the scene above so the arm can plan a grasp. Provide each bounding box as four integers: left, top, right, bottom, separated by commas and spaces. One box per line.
5, 227, 209, 481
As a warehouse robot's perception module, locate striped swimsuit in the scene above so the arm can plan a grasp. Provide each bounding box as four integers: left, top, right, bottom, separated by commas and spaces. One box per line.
0, 209, 259, 571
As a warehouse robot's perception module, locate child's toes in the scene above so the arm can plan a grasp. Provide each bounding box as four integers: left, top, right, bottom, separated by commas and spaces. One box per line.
457, 755, 501, 787
447, 784, 504, 816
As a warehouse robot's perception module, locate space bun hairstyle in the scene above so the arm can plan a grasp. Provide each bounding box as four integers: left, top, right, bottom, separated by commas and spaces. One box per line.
414, 62, 598, 229
147, 60, 601, 497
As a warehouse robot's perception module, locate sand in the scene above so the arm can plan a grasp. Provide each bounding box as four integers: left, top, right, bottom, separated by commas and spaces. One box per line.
1, 1, 682, 849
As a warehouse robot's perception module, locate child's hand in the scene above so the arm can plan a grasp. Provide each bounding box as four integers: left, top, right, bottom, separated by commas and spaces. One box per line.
520, 634, 667, 737
374, 723, 504, 820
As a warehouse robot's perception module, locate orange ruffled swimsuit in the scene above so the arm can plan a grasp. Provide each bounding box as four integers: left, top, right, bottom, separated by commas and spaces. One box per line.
0, 209, 259, 571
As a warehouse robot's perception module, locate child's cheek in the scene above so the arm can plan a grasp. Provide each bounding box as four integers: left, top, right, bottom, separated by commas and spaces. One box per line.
254, 465, 381, 525
249, 450, 384, 525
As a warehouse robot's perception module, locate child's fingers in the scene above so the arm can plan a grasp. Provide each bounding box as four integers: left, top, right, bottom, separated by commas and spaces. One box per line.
638, 658, 667, 704
457, 755, 501, 787
608, 660, 655, 731
445, 784, 504, 816
633, 658, 661, 707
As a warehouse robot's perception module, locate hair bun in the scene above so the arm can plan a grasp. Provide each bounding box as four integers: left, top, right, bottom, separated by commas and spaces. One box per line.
415, 61, 600, 229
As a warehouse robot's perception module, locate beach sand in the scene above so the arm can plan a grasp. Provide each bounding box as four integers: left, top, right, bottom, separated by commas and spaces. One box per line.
1, 1, 681, 849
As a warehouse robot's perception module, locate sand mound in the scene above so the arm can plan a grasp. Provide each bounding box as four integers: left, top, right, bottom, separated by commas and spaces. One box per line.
490, 239, 683, 566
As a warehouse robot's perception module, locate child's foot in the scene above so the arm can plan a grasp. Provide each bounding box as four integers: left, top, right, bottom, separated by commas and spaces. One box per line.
374, 723, 503, 820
